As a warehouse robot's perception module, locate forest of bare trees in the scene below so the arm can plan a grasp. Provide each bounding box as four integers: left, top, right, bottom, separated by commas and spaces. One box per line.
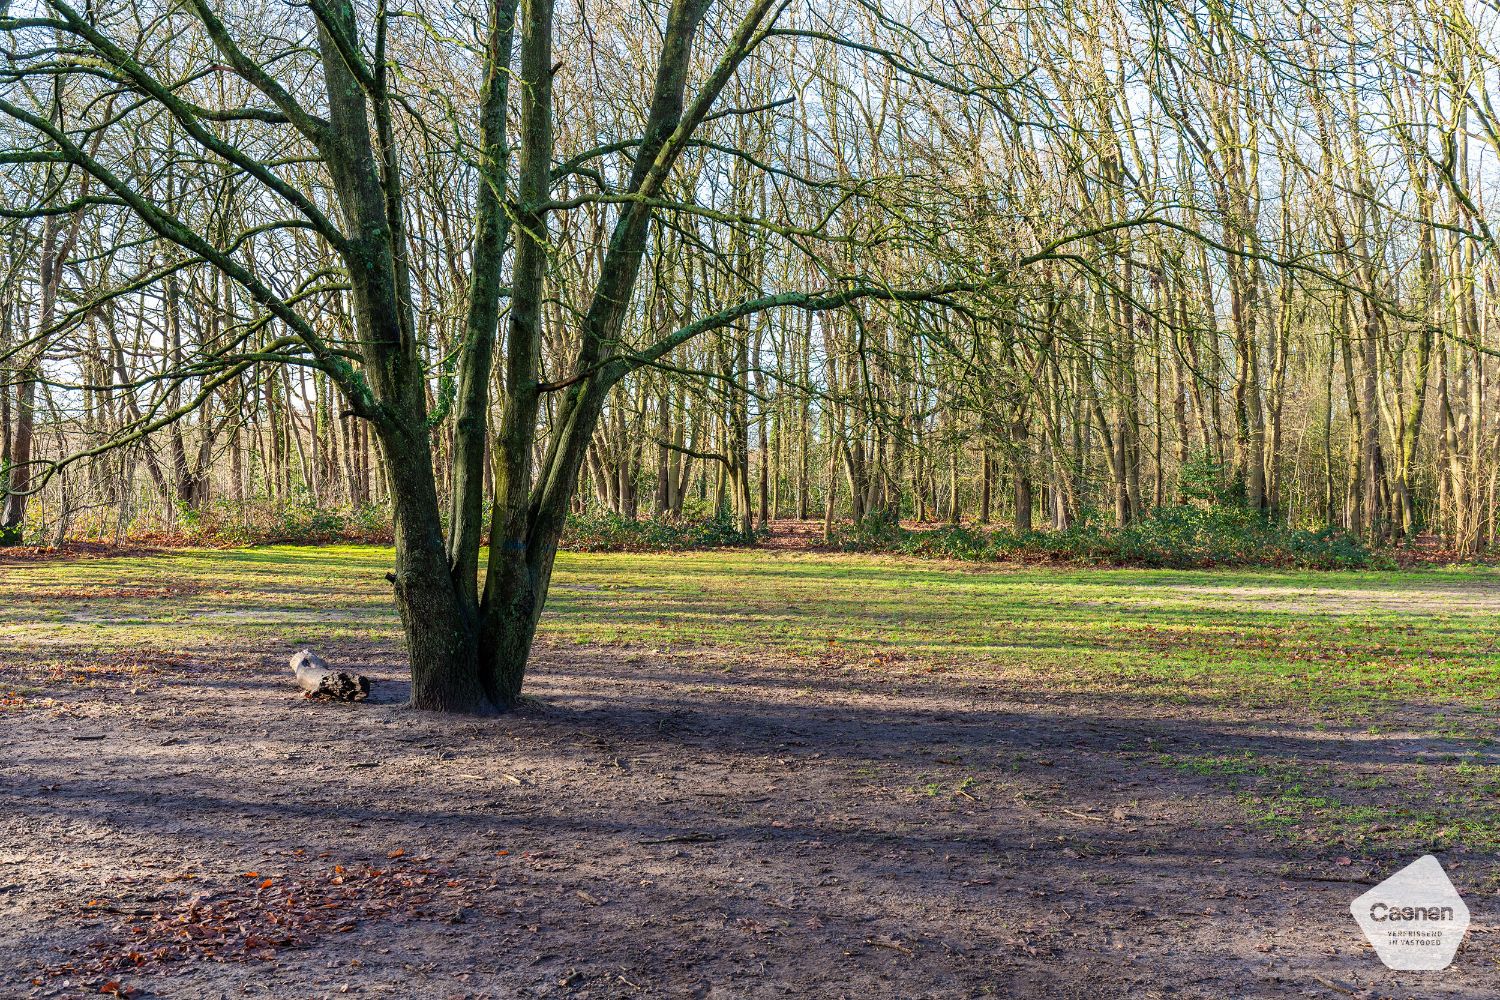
5, 0, 1500, 703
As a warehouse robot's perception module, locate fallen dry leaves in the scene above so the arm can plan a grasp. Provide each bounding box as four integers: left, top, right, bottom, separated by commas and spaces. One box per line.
38, 859, 488, 994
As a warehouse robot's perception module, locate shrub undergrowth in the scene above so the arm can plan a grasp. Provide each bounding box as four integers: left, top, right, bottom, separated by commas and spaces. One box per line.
177, 493, 394, 546
155, 496, 761, 553
829, 502, 1378, 570
559, 509, 761, 552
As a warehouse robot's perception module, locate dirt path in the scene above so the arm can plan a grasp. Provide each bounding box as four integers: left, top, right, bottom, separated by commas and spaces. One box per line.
2, 635, 1495, 999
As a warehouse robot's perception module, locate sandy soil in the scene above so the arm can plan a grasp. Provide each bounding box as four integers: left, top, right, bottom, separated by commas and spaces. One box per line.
2, 630, 1496, 1000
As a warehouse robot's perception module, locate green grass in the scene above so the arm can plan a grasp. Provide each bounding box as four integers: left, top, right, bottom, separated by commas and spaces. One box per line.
4, 543, 1500, 857
548, 552, 1500, 712
1165, 750, 1500, 855
4, 545, 1499, 712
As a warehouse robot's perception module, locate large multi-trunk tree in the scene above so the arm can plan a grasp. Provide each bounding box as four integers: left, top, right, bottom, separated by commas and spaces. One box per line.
0, 0, 1007, 711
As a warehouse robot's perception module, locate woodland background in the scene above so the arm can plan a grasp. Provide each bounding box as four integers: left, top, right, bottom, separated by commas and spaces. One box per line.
3, 0, 1499, 558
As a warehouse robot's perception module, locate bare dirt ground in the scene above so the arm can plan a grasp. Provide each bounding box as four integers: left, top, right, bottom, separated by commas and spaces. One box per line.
3, 624, 1497, 1000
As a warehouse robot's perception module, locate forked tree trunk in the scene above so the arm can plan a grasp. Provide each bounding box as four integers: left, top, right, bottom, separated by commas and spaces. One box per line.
318, 0, 758, 714
380, 420, 487, 712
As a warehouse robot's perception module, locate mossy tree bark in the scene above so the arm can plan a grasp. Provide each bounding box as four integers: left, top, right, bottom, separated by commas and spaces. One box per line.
308, 0, 780, 711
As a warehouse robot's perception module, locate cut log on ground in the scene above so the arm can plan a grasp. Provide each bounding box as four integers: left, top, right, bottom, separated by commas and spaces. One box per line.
291, 649, 371, 702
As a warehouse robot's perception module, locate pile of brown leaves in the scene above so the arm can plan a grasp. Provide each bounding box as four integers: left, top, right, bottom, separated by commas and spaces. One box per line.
37, 858, 487, 995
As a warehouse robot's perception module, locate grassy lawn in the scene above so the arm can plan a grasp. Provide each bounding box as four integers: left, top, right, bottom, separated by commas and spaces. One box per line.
4, 544, 1499, 859
6, 544, 1497, 708
550, 551, 1500, 711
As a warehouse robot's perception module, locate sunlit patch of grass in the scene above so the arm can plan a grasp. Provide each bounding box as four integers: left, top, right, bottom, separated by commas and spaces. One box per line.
544, 550, 1500, 715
